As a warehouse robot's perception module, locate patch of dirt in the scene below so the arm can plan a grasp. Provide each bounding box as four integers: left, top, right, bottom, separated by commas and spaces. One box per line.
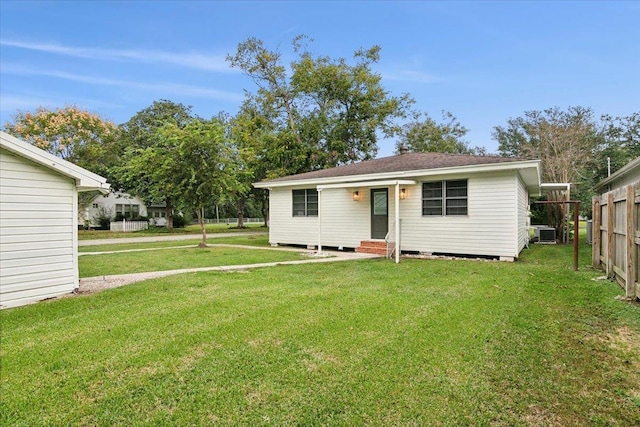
599, 326, 640, 371
523, 404, 561, 426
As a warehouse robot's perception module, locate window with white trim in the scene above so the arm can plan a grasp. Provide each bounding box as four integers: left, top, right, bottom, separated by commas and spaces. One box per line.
292, 189, 318, 217
115, 203, 140, 218
422, 180, 468, 216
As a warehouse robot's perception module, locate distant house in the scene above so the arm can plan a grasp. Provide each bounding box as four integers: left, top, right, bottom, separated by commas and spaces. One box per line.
1, 131, 109, 308
81, 191, 167, 227
593, 157, 640, 194
254, 152, 541, 261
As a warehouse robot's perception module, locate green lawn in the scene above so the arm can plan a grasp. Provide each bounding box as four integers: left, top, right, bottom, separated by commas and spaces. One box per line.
2, 243, 639, 426
79, 244, 306, 277
78, 222, 266, 240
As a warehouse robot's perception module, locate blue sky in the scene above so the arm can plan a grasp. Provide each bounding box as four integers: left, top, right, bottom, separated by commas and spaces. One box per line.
1, 1, 638, 157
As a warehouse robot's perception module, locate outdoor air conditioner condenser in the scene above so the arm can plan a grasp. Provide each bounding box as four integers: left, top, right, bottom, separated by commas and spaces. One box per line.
538, 227, 556, 244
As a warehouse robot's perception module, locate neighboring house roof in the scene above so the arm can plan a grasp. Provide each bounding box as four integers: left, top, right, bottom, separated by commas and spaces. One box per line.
254, 152, 541, 192
594, 156, 640, 192
0, 131, 110, 192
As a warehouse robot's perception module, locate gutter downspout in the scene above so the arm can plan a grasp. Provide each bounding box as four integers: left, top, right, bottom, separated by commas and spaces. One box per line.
395, 181, 400, 264
317, 188, 323, 254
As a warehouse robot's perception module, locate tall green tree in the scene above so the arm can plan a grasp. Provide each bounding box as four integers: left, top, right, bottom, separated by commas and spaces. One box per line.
160, 118, 247, 246
119, 100, 193, 150
227, 35, 413, 176
3, 105, 119, 178
493, 106, 601, 236
594, 112, 640, 181
118, 100, 194, 229
394, 111, 485, 155
494, 106, 601, 184
230, 99, 280, 224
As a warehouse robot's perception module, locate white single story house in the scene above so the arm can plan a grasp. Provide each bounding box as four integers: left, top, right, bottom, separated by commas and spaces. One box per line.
1, 131, 109, 308
254, 151, 541, 262
81, 191, 167, 227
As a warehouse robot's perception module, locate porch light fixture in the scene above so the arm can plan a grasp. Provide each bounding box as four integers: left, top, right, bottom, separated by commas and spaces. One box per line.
400, 188, 407, 200
352, 190, 361, 201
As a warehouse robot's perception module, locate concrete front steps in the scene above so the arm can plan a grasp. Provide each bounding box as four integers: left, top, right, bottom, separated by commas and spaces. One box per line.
355, 240, 389, 256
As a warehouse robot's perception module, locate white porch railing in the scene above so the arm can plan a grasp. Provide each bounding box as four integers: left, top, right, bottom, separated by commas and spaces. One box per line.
385, 234, 395, 259
385, 219, 402, 260
110, 220, 149, 232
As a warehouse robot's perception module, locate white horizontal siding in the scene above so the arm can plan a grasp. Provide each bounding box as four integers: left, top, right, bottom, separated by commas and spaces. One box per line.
267, 170, 524, 257
269, 186, 397, 248
1, 239, 73, 253
1, 260, 75, 280
1, 225, 75, 236
1, 182, 75, 195
605, 171, 640, 190
399, 172, 518, 257
1, 167, 77, 184
319, 187, 371, 247
1, 246, 75, 261
0, 148, 78, 308
269, 188, 318, 246
0, 217, 73, 228
1, 281, 78, 307
517, 175, 529, 254
1, 209, 75, 220
1, 232, 74, 244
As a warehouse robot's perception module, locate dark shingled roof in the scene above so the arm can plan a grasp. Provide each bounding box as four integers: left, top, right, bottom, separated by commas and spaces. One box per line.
259, 152, 531, 184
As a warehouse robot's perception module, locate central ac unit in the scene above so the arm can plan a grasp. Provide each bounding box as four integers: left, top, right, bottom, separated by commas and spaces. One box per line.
538, 227, 556, 244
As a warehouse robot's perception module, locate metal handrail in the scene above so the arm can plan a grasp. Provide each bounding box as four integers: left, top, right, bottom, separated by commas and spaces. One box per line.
384, 223, 395, 259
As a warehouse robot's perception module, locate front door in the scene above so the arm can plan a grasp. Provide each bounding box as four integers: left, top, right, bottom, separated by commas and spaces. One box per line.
371, 188, 388, 239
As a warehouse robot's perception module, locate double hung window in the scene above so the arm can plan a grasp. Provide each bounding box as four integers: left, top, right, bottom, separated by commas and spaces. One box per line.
422, 180, 467, 216
292, 189, 318, 217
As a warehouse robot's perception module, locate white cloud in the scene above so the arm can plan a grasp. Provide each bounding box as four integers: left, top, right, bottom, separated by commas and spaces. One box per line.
1, 64, 244, 103
0, 39, 233, 72
381, 68, 443, 84
0, 94, 54, 114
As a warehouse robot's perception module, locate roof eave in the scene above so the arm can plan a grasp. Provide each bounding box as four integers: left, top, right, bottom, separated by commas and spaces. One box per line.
254, 159, 541, 189
1, 131, 110, 192
594, 157, 640, 191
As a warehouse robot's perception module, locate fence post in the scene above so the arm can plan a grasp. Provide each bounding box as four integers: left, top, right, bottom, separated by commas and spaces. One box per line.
607, 192, 615, 278
592, 196, 601, 268
626, 185, 636, 298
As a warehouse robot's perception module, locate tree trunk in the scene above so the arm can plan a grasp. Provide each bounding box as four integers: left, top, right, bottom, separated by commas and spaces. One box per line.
261, 194, 269, 227
165, 203, 174, 230
237, 197, 245, 228
196, 207, 207, 248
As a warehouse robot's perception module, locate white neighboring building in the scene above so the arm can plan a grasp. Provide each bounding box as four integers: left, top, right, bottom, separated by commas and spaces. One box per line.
81, 191, 167, 227
254, 152, 541, 261
1, 131, 109, 308
593, 156, 640, 194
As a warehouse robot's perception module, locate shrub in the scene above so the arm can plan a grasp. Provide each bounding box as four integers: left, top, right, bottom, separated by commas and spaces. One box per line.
92, 206, 113, 230
173, 214, 186, 228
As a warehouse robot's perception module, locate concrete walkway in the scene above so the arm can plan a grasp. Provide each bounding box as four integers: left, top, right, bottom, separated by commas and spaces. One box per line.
78, 231, 267, 246
78, 247, 381, 294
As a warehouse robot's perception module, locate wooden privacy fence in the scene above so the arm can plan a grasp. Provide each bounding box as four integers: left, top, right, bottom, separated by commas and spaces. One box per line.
592, 182, 640, 299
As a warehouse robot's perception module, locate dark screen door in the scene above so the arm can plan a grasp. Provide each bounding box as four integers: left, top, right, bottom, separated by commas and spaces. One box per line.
371, 188, 388, 239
